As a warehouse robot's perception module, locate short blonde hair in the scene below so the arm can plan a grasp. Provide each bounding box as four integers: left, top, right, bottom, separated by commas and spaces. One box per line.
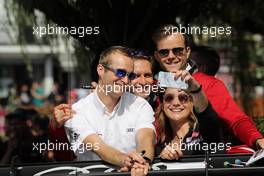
98, 46, 131, 66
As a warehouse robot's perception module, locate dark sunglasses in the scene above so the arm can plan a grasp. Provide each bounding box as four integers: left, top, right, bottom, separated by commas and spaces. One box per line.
163, 93, 191, 104
157, 47, 185, 58
102, 64, 136, 80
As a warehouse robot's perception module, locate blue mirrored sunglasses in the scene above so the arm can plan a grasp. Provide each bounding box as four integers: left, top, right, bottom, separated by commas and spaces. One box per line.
102, 64, 136, 80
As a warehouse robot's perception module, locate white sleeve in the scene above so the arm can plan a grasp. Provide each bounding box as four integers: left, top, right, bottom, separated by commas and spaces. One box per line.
64, 111, 95, 153
135, 101, 155, 132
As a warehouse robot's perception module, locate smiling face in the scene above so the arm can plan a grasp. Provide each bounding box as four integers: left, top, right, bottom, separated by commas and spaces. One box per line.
131, 59, 153, 99
155, 33, 191, 72
162, 88, 193, 123
97, 52, 134, 98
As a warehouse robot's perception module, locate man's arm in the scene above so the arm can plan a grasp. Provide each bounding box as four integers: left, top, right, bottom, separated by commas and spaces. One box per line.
125, 101, 156, 175
256, 139, 264, 149
191, 90, 208, 113
174, 70, 208, 113
204, 79, 263, 147
85, 129, 155, 167
83, 134, 128, 167
52, 104, 76, 128
127, 128, 155, 175
136, 128, 155, 162
49, 104, 77, 161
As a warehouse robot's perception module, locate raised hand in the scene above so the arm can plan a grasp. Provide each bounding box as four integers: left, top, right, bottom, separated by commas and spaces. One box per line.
52, 104, 76, 128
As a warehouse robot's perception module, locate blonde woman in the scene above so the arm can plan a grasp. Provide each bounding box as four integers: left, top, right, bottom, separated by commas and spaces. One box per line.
156, 88, 222, 160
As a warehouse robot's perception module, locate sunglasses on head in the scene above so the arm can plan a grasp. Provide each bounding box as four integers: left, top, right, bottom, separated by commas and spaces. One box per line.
129, 49, 152, 59
163, 93, 191, 104
102, 64, 136, 80
157, 47, 185, 58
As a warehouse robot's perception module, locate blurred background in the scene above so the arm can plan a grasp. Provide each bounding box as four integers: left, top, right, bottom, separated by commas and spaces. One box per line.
0, 0, 263, 165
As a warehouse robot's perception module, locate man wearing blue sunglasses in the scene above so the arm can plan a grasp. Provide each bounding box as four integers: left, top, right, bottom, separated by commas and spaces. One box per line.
63, 46, 155, 175
49, 49, 157, 166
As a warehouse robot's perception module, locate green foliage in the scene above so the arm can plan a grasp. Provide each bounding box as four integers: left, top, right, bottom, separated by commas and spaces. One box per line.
74, 42, 96, 83
3, 0, 264, 114
254, 118, 264, 135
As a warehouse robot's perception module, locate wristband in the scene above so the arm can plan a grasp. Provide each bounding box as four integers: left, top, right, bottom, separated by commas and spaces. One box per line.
190, 85, 202, 94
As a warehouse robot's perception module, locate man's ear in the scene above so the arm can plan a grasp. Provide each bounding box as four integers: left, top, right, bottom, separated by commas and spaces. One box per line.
186, 47, 191, 59
154, 51, 160, 62
97, 64, 104, 76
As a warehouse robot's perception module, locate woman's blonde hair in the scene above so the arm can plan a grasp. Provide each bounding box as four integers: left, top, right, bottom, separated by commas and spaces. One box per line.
156, 94, 198, 144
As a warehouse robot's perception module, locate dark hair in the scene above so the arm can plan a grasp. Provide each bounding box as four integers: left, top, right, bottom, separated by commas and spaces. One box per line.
128, 48, 154, 69
98, 46, 131, 66
189, 46, 220, 76
5, 108, 38, 121
152, 24, 191, 48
